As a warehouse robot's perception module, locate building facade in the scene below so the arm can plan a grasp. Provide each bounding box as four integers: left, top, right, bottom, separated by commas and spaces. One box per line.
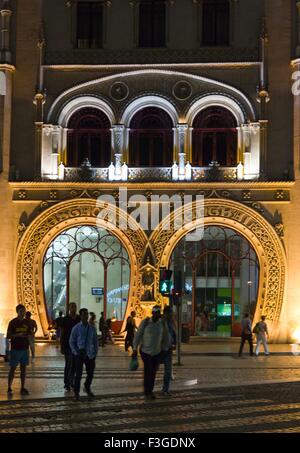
0, 0, 298, 340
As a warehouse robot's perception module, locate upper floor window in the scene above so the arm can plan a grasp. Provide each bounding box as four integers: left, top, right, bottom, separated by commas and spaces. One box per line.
139, 0, 166, 48
202, 0, 230, 46
67, 107, 111, 167
76, 1, 103, 49
129, 107, 173, 167
192, 107, 237, 167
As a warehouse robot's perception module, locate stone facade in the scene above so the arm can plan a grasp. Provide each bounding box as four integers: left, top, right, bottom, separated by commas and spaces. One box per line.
0, 0, 299, 340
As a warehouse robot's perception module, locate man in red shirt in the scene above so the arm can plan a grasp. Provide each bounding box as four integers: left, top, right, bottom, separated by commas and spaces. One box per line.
7, 304, 32, 395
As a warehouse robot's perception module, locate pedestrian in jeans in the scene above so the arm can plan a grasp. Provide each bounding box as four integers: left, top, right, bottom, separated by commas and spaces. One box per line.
99, 312, 106, 347
25, 311, 38, 362
60, 302, 80, 391
124, 311, 137, 352
7, 304, 32, 396
255, 315, 269, 356
238, 313, 253, 357
132, 305, 169, 400
161, 306, 176, 397
69, 308, 99, 401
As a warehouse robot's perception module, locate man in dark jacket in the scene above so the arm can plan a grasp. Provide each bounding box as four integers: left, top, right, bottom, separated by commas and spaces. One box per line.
60, 302, 80, 391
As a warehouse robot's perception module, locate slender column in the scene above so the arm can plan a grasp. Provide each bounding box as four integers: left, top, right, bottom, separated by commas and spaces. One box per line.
241, 124, 251, 179
111, 124, 125, 162
114, 153, 122, 181
0, 0, 12, 63
176, 124, 188, 176
51, 126, 60, 178
34, 93, 46, 179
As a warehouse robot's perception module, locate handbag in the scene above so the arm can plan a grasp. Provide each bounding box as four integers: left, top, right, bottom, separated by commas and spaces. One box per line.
129, 355, 139, 371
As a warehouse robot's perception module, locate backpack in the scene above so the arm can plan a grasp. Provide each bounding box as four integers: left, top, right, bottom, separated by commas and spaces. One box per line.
253, 322, 260, 334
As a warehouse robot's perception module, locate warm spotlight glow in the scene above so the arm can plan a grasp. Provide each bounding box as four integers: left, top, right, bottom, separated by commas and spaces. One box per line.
292, 328, 300, 343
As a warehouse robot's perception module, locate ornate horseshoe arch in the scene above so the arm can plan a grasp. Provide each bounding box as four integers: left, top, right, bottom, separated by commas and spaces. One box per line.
16, 199, 148, 335
150, 199, 287, 339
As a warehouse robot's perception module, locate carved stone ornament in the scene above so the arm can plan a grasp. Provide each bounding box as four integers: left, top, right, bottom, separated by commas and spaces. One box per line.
172, 80, 192, 101
109, 81, 129, 101
274, 223, 284, 238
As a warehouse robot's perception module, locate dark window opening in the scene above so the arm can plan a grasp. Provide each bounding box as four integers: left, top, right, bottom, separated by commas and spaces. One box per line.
67, 107, 111, 167
77, 1, 103, 49
192, 106, 237, 167
139, 0, 166, 48
129, 107, 173, 167
202, 0, 230, 46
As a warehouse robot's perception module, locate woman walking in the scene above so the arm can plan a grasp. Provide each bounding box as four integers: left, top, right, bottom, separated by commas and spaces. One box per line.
255, 315, 269, 356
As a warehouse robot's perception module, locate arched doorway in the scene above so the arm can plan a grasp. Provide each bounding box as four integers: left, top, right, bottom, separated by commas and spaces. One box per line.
169, 226, 259, 336
129, 106, 173, 167
43, 225, 130, 332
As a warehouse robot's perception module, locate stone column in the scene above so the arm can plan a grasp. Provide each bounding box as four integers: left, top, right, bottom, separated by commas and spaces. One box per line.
0, 1, 12, 63
51, 126, 60, 179
241, 124, 251, 180
114, 153, 122, 181
34, 93, 45, 179
111, 124, 125, 162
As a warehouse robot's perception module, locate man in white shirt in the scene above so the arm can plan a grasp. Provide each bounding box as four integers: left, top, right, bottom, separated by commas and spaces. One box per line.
132, 305, 169, 400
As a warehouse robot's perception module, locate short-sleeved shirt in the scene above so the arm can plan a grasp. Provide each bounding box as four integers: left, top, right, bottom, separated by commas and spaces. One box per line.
27, 319, 38, 335
7, 318, 32, 350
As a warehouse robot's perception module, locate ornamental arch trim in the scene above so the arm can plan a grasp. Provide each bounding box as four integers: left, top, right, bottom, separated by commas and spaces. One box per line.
15, 199, 148, 335
150, 199, 286, 339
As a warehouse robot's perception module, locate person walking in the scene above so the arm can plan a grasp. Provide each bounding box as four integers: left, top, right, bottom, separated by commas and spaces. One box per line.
7, 304, 32, 396
132, 305, 169, 400
255, 315, 270, 356
69, 308, 99, 401
161, 306, 176, 397
89, 312, 96, 327
25, 311, 38, 362
124, 311, 137, 352
55, 311, 64, 348
238, 313, 253, 357
99, 312, 106, 347
60, 302, 80, 391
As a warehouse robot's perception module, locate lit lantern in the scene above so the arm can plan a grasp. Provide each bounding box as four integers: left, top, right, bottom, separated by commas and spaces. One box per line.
172, 161, 179, 181
185, 161, 192, 181
121, 162, 128, 181
58, 162, 65, 181
237, 162, 244, 181
108, 162, 115, 181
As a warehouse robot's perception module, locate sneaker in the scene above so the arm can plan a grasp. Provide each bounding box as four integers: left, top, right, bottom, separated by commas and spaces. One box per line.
7, 388, 12, 395
31, 358, 35, 363
161, 391, 172, 397
20, 388, 29, 395
144, 393, 156, 401
64, 385, 71, 392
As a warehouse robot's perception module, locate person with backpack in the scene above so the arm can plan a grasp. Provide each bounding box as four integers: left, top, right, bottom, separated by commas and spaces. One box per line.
254, 315, 270, 356
132, 305, 169, 400
238, 313, 253, 357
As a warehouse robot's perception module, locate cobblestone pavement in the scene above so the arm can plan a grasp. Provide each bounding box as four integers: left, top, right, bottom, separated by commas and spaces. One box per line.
1, 344, 300, 432
1, 383, 300, 433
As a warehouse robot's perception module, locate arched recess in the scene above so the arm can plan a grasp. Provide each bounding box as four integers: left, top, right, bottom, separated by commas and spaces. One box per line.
150, 199, 287, 340
186, 94, 249, 126
57, 96, 115, 128
15, 199, 148, 336
121, 95, 178, 127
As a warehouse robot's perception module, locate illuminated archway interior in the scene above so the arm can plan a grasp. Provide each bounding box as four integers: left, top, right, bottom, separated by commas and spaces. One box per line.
43, 225, 130, 331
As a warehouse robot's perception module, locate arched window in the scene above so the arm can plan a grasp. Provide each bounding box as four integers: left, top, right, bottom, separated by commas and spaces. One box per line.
67, 107, 111, 167
129, 107, 173, 167
192, 107, 237, 167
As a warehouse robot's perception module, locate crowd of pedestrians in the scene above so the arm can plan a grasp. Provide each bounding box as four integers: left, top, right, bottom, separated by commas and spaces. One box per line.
4, 302, 271, 400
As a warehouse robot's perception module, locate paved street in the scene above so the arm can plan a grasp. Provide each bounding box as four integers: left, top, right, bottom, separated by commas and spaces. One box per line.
1, 343, 300, 432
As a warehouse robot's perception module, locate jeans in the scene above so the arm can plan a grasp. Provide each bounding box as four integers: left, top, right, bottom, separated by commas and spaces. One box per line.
64, 348, 76, 388
73, 355, 96, 395
238, 334, 253, 356
125, 333, 134, 352
162, 349, 172, 392
255, 334, 269, 355
140, 351, 161, 396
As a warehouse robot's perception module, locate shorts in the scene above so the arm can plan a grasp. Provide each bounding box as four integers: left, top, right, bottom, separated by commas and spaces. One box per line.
9, 349, 29, 367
